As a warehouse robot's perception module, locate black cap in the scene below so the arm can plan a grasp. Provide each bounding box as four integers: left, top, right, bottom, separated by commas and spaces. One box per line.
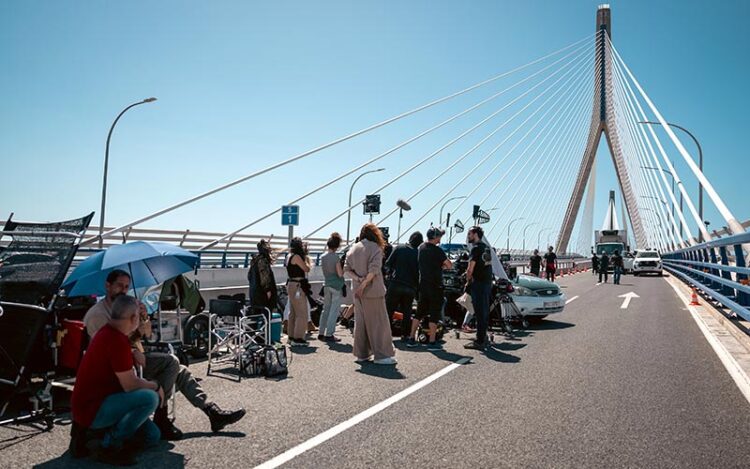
426, 227, 445, 240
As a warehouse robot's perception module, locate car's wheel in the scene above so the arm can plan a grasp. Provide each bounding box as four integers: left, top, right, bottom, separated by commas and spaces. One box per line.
633, 273, 639, 277
521, 319, 530, 329
184, 314, 209, 358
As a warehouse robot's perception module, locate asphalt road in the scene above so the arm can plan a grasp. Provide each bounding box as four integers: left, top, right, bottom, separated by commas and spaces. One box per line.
2, 271, 749, 468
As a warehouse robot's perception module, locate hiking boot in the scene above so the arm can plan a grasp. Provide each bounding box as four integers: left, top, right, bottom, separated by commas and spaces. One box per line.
204, 402, 246, 433
89, 440, 137, 466
154, 407, 183, 441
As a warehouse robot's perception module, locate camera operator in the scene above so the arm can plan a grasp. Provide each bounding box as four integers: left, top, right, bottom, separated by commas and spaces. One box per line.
464, 226, 493, 350
411, 227, 451, 350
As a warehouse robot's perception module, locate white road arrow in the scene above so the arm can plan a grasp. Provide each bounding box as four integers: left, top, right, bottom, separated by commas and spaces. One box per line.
618, 292, 640, 309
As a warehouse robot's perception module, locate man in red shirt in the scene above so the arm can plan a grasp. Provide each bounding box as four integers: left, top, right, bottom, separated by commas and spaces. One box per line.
72, 295, 164, 465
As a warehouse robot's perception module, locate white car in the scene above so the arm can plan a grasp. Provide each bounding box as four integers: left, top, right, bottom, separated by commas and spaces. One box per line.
509, 274, 567, 319
632, 250, 663, 276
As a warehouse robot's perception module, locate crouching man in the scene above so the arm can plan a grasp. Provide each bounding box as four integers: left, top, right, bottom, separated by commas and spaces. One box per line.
71, 295, 163, 465
84, 270, 245, 440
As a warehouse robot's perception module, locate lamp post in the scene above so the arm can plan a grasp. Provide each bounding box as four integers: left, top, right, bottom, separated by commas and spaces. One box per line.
346, 168, 385, 244
439, 196, 467, 227
640, 163, 683, 238
537, 228, 554, 251
99, 97, 157, 248
522, 222, 539, 254
639, 121, 703, 241
506, 217, 524, 254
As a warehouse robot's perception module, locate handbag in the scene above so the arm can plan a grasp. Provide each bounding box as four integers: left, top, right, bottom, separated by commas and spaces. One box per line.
262, 344, 289, 377
456, 292, 474, 314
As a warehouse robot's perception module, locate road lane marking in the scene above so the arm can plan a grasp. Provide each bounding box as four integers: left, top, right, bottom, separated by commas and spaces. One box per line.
664, 278, 750, 405
618, 292, 640, 309
254, 357, 472, 469
566, 295, 579, 304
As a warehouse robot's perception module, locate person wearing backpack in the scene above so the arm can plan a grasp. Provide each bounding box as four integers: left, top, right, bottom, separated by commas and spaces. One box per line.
248, 239, 278, 311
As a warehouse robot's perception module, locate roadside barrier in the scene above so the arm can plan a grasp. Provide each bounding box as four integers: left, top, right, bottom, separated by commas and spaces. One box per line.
663, 231, 750, 321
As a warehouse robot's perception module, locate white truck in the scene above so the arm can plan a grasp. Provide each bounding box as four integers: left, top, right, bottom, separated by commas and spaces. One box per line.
594, 191, 633, 272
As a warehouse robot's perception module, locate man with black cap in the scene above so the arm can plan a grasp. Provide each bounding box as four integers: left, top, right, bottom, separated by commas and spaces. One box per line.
411, 227, 452, 350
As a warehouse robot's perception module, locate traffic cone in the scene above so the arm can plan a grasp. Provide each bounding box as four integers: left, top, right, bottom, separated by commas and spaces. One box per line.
689, 288, 700, 306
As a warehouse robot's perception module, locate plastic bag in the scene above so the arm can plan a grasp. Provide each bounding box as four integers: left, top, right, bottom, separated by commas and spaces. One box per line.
456, 292, 474, 314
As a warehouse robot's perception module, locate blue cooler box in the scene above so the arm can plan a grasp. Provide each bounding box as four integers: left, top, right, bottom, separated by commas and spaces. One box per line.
270, 313, 282, 343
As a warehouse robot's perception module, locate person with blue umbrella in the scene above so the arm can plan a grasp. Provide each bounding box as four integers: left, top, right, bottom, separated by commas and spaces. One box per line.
67, 242, 246, 440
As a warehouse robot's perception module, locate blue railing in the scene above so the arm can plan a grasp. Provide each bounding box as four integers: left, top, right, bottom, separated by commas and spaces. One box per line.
662, 231, 750, 321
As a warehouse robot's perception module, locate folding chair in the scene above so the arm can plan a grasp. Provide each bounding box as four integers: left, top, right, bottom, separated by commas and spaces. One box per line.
0, 301, 54, 428
207, 299, 271, 380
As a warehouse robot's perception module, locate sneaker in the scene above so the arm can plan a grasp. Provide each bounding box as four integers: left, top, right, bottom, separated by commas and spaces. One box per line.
462, 325, 476, 333
326, 335, 341, 343
406, 338, 420, 348
290, 339, 309, 347
317, 334, 326, 341
463, 341, 487, 351
373, 356, 397, 365
426, 342, 443, 351
355, 356, 373, 364
204, 402, 246, 433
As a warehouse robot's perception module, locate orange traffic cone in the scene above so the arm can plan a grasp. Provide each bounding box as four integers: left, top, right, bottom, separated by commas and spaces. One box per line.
689, 288, 700, 306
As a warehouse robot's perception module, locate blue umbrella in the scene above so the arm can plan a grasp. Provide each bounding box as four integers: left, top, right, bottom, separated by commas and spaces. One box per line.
62, 241, 199, 297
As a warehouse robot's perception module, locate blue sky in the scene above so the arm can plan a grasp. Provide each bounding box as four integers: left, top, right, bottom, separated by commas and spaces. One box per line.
1, 0, 747, 251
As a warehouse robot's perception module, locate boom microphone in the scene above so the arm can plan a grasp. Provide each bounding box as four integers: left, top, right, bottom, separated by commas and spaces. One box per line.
396, 199, 411, 211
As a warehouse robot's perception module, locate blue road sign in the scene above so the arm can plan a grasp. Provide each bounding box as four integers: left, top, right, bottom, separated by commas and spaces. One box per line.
281, 205, 299, 226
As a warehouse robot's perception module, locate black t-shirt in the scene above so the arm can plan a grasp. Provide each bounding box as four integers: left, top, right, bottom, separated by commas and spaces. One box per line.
470, 242, 493, 284
612, 254, 623, 268
418, 242, 447, 290
543, 252, 557, 271
530, 255, 542, 271
386, 245, 419, 290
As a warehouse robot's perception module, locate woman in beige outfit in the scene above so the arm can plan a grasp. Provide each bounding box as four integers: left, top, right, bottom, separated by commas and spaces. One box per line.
344, 224, 397, 365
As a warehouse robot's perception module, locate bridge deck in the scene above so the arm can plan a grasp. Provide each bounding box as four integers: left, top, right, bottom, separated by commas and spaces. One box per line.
3, 273, 749, 468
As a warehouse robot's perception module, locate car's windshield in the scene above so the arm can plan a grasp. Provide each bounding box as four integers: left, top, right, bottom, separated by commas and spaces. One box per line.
596, 243, 624, 255
636, 251, 660, 259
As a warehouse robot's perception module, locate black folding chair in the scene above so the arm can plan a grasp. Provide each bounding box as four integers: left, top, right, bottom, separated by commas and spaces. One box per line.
0, 301, 54, 428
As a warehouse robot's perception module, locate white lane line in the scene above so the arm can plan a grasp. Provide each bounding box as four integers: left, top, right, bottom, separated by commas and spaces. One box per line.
566, 295, 579, 304
664, 278, 750, 405
254, 357, 472, 469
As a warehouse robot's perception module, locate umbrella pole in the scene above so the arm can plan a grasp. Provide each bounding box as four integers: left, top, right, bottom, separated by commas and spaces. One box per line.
128, 263, 137, 299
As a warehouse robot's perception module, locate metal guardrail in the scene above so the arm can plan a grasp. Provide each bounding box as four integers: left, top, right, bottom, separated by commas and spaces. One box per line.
663, 231, 750, 321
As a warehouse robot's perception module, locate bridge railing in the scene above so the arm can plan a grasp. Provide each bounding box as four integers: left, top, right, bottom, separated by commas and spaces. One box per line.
663, 231, 750, 321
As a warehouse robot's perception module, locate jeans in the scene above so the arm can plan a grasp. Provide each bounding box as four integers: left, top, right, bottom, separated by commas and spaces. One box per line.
320, 285, 344, 336
599, 268, 609, 283
613, 266, 622, 284
470, 281, 492, 345
385, 283, 416, 337
90, 389, 160, 449
144, 352, 208, 409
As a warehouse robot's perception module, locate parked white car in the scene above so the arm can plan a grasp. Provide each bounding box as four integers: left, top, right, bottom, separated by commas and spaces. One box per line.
509, 274, 567, 319
632, 250, 663, 276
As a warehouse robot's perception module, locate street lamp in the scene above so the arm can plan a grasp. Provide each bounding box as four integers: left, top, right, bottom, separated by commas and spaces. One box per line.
537, 227, 554, 251
640, 164, 683, 238
506, 217, 524, 254
522, 222, 539, 254
99, 97, 157, 247
346, 168, 385, 244
439, 195, 467, 228
639, 120, 703, 241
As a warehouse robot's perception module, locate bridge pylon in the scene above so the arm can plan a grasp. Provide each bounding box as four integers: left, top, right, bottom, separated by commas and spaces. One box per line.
557, 5, 646, 254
